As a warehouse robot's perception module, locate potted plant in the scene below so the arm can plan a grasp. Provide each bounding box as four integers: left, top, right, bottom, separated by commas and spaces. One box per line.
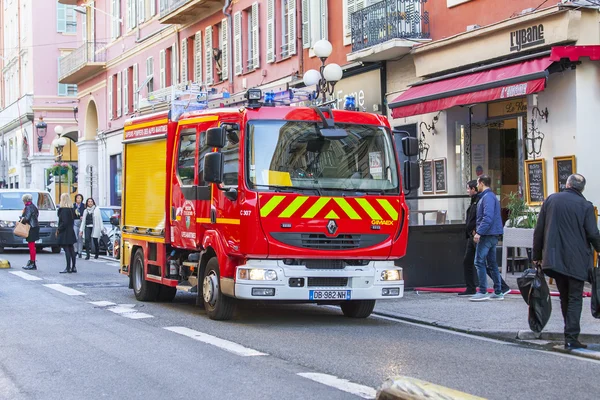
49, 162, 72, 176
501, 192, 539, 277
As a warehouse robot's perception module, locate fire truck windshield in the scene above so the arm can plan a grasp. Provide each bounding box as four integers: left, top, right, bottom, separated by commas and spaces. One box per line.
246, 120, 399, 194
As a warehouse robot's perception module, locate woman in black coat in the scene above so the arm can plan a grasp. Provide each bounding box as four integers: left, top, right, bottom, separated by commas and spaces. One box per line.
57, 193, 78, 273
21, 193, 40, 270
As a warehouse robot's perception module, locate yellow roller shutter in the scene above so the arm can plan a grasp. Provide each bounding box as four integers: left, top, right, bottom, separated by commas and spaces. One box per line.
124, 139, 167, 231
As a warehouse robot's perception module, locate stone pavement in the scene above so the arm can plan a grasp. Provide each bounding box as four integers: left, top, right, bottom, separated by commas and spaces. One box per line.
374, 273, 600, 346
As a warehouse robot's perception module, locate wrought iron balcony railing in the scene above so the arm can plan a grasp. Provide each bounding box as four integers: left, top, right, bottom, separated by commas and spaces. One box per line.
351, 0, 430, 52
159, 0, 190, 18
59, 42, 107, 84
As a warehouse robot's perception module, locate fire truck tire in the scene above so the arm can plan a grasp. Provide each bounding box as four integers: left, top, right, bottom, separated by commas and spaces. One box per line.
157, 285, 177, 302
340, 300, 376, 318
132, 249, 159, 301
202, 257, 235, 320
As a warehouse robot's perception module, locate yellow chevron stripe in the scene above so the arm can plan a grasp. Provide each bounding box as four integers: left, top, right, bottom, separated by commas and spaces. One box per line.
279, 196, 309, 218
333, 198, 361, 220
260, 195, 286, 217
378, 199, 399, 220
302, 197, 331, 218
325, 210, 339, 219
356, 198, 382, 220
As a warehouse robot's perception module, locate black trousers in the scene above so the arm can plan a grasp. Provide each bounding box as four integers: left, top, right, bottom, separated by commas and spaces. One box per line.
553, 272, 585, 343
63, 245, 76, 270
84, 227, 99, 257
463, 237, 510, 293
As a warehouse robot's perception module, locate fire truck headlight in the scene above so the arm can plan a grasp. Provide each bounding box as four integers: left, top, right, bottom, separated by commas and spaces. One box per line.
381, 269, 402, 281
239, 268, 278, 281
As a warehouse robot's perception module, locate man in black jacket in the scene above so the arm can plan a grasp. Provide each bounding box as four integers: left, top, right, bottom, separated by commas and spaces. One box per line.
459, 180, 511, 296
533, 174, 600, 349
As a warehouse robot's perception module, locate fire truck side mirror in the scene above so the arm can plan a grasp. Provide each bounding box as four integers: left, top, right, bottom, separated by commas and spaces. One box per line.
403, 160, 420, 192
206, 127, 226, 148
401, 136, 419, 157
204, 152, 224, 184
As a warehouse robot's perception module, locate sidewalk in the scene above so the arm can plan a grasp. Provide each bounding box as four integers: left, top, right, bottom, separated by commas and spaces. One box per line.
375, 273, 600, 344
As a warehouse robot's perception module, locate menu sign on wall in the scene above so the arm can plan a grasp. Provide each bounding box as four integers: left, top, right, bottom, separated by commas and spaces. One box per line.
421, 160, 434, 194
434, 158, 447, 193
553, 155, 576, 193
525, 159, 546, 205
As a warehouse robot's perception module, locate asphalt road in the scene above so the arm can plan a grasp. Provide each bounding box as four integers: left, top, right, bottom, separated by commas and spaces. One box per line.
2, 250, 600, 400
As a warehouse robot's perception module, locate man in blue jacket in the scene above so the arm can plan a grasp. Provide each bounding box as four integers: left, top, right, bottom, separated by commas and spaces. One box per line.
470, 175, 504, 301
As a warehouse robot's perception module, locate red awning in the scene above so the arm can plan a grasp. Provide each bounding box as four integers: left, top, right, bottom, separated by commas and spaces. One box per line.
390, 57, 553, 119
550, 45, 600, 62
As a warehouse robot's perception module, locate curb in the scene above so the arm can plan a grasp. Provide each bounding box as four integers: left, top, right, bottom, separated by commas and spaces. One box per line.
377, 376, 485, 400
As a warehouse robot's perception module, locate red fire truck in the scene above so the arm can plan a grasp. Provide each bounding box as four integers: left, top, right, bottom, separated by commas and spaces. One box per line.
120, 87, 419, 320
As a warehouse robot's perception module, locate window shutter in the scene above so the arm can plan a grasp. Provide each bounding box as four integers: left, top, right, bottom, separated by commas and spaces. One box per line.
57, 4, 66, 33
57, 59, 67, 95
320, 0, 328, 40
159, 49, 166, 88
234, 12, 242, 76
221, 18, 229, 81
82, 10, 87, 43
150, 0, 156, 16
288, 0, 297, 55
266, 0, 275, 63
302, 0, 310, 49
344, 0, 364, 37
90, 1, 95, 43
194, 31, 203, 84
181, 38, 188, 83
205, 26, 213, 86
108, 75, 113, 120
116, 71, 122, 117
133, 63, 139, 111
171, 42, 178, 86
138, 0, 145, 23
123, 69, 129, 114
252, 2, 260, 69
126, 0, 132, 30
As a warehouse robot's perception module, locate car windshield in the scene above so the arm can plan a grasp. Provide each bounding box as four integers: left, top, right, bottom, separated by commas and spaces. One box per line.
247, 120, 399, 194
100, 208, 120, 223
0, 192, 55, 210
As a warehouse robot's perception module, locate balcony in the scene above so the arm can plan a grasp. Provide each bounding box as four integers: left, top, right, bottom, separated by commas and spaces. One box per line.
348, 0, 431, 63
59, 42, 107, 85
57, 0, 79, 4
159, 0, 224, 25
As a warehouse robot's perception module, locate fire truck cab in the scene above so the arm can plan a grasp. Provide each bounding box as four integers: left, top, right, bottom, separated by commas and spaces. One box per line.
120, 86, 419, 320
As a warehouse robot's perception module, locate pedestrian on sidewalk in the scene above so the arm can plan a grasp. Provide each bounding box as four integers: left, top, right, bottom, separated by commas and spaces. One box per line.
533, 174, 600, 350
460, 180, 510, 296
20, 193, 39, 271
73, 194, 85, 258
470, 175, 504, 302
57, 193, 77, 274
80, 197, 102, 260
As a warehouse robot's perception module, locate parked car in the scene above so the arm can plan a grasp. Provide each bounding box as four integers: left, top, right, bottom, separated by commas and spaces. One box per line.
0, 189, 61, 253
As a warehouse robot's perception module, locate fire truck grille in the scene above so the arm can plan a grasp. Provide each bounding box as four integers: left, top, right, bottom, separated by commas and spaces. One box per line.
270, 233, 388, 250
307, 277, 349, 287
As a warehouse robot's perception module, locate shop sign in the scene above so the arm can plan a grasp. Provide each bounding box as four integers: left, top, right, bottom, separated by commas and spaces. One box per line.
332, 69, 382, 113
510, 24, 545, 52
488, 98, 528, 118
124, 121, 168, 140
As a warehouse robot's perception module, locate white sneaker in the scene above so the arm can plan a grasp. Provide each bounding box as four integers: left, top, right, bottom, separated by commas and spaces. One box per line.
490, 293, 505, 301
469, 293, 490, 302
502, 288, 511, 296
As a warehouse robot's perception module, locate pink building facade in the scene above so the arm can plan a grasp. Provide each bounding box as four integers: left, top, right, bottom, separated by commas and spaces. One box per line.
1, 0, 79, 196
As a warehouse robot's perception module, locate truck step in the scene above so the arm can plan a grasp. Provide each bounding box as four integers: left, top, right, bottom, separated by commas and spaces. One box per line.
176, 283, 197, 293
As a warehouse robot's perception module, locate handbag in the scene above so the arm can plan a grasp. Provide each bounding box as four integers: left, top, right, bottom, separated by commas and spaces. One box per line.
14, 221, 30, 238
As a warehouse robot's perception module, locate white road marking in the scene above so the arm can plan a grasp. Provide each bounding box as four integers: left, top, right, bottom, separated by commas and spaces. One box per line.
106, 262, 120, 267
43, 284, 86, 296
89, 301, 117, 307
297, 372, 376, 399
106, 305, 137, 314
121, 312, 154, 319
164, 326, 268, 357
8, 271, 42, 281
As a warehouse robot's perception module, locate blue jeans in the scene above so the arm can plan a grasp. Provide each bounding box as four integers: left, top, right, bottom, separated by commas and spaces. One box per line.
474, 235, 502, 294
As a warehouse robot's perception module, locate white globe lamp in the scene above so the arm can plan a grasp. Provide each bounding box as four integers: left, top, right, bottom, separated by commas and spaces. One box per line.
323, 63, 343, 82
313, 39, 333, 59
303, 69, 322, 86
54, 125, 64, 135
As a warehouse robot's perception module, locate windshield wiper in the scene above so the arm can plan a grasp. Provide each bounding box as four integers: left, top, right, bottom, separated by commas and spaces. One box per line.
253, 185, 321, 196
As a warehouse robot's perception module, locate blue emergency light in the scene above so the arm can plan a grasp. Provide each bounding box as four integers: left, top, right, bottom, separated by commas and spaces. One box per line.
344, 95, 356, 111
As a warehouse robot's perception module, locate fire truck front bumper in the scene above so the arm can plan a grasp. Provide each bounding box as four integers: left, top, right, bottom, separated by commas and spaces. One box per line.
231, 260, 404, 301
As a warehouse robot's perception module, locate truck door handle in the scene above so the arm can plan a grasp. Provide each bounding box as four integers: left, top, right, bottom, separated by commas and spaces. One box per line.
210, 207, 217, 224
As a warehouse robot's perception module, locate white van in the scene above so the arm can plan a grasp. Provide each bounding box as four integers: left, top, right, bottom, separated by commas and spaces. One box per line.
0, 189, 61, 253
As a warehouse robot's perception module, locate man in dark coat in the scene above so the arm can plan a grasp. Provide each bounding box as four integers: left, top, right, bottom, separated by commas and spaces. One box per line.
533, 174, 600, 349
460, 180, 511, 296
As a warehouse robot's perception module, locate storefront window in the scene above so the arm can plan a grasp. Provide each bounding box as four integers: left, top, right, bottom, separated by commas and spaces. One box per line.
110, 154, 122, 206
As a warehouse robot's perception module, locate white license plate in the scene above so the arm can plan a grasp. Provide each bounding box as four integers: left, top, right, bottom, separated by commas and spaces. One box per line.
23, 239, 42, 244
309, 290, 351, 300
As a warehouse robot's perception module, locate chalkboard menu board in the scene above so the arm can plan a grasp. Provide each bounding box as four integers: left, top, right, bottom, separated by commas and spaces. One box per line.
421, 160, 433, 194
434, 158, 447, 193
525, 159, 546, 205
553, 155, 576, 193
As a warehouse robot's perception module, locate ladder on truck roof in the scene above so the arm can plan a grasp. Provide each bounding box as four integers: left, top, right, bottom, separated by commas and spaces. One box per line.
140, 83, 230, 119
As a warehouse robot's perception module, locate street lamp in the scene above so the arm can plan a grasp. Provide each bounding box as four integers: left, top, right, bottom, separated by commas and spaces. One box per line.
35, 117, 47, 152
52, 133, 68, 199
302, 39, 343, 104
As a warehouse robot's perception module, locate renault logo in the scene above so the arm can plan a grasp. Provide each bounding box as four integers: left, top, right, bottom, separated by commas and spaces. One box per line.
326, 220, 338, 235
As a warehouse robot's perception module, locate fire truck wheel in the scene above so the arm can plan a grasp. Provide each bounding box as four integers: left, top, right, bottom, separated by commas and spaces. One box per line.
157, 286, 177, 302
202, 257, 235, 320
132, 249, 159, 301
340, 300, 376, 318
